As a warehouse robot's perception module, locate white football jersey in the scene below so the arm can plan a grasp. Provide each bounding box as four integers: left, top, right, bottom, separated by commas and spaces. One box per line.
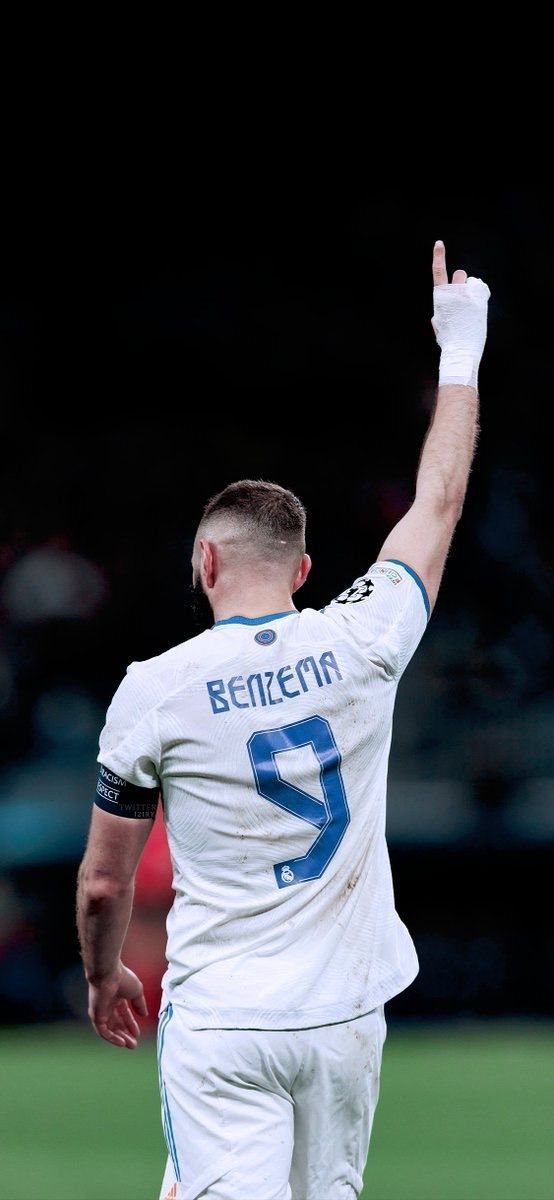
97, 560, 429, 1029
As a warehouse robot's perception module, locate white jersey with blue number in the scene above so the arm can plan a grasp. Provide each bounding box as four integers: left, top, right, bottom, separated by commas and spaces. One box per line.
97, 560, 429, 1029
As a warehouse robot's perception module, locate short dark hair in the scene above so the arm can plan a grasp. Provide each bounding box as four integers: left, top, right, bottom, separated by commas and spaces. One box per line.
199, 479, 306, 559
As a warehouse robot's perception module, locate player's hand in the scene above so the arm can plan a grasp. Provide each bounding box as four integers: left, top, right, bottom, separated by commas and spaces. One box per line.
431, 240, 490, 389
87, 961, 148, 1049
431, 239, 468, 289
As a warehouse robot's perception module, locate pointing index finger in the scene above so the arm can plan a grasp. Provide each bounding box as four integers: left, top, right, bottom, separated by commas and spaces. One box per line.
432, 240, 448, 286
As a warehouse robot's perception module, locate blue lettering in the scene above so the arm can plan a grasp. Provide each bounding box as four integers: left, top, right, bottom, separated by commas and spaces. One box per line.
277, 664, 300, 699
319, 650, 343, 684
265, 670, 283, 705
295, 656, 323, 691
247, 673, 267, 707
295, 658, 310, 693
208, 651, 342, 715
207, 679, 229, 714
229, 675, 249, 708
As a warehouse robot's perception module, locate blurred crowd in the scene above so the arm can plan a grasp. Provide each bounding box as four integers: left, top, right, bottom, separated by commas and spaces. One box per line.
0, 526, 174, 1026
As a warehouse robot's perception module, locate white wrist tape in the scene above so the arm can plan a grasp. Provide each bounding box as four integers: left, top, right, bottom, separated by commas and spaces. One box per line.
433, 276, 490, 390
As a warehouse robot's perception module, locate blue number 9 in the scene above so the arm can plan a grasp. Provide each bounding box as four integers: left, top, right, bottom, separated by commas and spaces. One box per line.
247, 716, 350, 888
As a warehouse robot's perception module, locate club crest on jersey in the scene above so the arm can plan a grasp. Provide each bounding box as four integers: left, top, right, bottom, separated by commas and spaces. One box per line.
281, 865, 295, 884
333, 577, 374, 604
255, 629, 277, 645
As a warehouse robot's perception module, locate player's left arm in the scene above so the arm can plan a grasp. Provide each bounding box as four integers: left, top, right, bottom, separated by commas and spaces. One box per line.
77, 661, 162, 1047
379, 241, 490, 613
77, 804, 155, 1049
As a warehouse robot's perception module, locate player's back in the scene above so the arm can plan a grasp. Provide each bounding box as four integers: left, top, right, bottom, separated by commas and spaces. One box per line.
97, 560, 429, 1028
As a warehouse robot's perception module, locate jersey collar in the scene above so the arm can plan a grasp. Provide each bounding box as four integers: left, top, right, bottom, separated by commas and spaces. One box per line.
213, 610, 297, 628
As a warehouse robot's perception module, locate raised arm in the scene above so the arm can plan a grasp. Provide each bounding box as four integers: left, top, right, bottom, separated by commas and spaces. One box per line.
379, 241, 490, 612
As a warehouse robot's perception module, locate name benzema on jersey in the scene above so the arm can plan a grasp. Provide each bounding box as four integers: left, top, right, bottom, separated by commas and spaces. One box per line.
207, 649, 343, 714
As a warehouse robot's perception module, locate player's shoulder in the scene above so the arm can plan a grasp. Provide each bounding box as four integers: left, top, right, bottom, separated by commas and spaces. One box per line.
129, 629, 215, 686
322, 560, 429, 621
110, 630, 214, 712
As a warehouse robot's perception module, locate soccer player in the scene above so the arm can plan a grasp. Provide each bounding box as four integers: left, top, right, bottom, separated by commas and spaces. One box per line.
77, 242, 490, 1200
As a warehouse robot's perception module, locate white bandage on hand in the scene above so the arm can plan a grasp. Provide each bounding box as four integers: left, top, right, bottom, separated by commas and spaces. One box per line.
432, 277, 490, 391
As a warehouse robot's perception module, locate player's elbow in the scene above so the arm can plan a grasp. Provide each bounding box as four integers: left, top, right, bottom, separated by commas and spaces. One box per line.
78, 865, 132, 907
420, 484, 466, 527
442, 489, 466, 525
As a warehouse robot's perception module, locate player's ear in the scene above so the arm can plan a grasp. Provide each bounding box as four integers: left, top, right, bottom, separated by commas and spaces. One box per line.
199, 539, 217, 590
292, 553, 311, 594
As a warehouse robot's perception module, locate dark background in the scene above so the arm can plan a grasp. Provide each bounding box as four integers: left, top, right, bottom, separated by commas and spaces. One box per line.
0, 185, 551, 1024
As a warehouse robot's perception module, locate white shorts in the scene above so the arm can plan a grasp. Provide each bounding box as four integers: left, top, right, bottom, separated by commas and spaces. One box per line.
157, 1002, 386, 1200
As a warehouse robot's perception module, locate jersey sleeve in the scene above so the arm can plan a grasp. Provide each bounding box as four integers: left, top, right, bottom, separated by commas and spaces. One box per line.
95, 662, 162, 817
323, 559, 430, 678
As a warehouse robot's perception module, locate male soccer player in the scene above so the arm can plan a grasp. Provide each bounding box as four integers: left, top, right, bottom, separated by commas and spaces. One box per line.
77, 242, 490, 1200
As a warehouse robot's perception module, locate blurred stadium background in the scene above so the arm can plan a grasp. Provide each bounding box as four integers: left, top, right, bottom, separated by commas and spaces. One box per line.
0, 185, 552, 1200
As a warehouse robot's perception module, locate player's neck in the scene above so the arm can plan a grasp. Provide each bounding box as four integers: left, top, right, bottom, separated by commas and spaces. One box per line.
211, 587, 297, 624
